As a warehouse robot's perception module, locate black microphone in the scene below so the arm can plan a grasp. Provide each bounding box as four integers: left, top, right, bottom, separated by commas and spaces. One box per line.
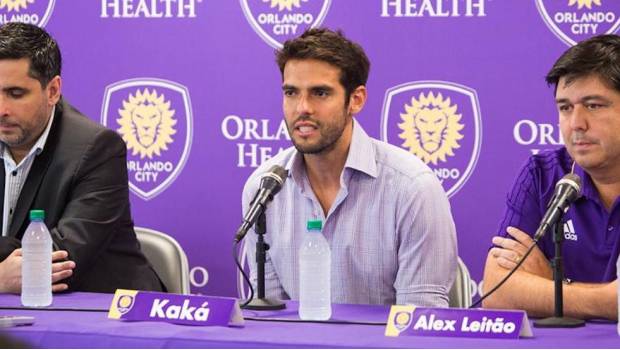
234, 165, 288, 242
533, 173, 582, 241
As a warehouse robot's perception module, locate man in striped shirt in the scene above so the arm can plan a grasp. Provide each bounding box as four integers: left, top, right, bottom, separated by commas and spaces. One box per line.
243, 28, 457, 306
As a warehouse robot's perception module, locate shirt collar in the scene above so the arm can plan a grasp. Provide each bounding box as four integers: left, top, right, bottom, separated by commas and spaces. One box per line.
573, 161, 600, 202
285, 120, 378, 188
0, 105, 55, 163
343, 120, 378, 178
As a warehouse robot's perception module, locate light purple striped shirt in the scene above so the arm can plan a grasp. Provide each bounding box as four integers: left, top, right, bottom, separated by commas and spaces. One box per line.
242, 121, 457, 306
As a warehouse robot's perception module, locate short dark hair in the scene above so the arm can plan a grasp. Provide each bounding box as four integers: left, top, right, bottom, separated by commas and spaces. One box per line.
546, 34, 620, 92
0, 22, 61, 87
276, 28, 370, 101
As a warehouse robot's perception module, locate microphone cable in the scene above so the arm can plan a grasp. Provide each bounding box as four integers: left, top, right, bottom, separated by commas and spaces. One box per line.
233, 240, 254, 308
469, 238, 539, 308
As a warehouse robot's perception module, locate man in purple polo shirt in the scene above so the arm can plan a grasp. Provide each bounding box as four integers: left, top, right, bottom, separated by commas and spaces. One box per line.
482, 34, 619, 320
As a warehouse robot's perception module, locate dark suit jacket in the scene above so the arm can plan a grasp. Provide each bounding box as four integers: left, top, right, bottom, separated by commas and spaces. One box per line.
0, 99, 165, 293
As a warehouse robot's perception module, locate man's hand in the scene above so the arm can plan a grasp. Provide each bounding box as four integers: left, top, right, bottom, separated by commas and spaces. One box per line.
490, 226, 552, 279
0, 249, 75, 293
50, 250, 75, 292
0, 250, 23, 293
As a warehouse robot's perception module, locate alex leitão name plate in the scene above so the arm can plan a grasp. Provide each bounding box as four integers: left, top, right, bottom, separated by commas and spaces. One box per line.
385, 306, 532, 339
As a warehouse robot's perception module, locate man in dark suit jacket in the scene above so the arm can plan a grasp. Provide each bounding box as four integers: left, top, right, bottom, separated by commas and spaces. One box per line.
0, 23, 164, 293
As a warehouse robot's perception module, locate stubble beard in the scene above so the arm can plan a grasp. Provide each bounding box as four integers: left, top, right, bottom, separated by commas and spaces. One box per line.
287, 110, 349, 155
0, 103, 49, 150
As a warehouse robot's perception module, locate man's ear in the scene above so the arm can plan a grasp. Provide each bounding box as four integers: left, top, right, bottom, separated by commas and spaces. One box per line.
348, 85, 367, 116
46, 75, 62, 106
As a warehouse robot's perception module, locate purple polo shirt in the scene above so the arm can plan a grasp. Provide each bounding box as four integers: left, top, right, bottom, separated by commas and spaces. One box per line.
497, 147, 620, 282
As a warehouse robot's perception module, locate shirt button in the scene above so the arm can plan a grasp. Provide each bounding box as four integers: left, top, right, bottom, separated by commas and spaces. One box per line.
11, 171, 16, 176
608, 226, 614, 232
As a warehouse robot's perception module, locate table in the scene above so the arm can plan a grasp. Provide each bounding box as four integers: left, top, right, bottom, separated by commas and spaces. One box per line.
0, 293, 617, 348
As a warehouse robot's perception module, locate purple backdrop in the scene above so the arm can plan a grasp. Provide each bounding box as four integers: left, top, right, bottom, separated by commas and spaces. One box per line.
7, 0, 618, 298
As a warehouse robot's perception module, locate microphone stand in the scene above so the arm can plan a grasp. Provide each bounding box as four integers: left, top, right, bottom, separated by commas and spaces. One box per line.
242, 211, 286, 310
534, 217, 585, 328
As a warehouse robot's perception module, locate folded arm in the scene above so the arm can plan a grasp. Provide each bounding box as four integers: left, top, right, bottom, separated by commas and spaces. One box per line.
482, 226, 617, 320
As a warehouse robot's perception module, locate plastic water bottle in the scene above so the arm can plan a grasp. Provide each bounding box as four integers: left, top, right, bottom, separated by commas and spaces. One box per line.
21, 209, 52, 307
299, 219, 331, 320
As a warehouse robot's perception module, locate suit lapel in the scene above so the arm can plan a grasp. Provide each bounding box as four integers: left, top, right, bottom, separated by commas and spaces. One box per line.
0, 165, 4, 233
8, 103, 62, 238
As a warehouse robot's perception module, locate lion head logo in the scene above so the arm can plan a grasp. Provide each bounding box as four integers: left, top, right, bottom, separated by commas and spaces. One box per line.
117, 88, 177, 159
398, 92, 464, 165
262, 0, 307, 11
568, 0, 601, 9
394, 311, 412, 331
0, 0, 34, 11
116, 294, 135, 314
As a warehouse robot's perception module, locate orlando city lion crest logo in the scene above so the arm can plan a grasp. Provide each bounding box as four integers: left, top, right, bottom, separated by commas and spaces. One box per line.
0, 0, 55, 27
381, 81, 482, 198
240, 0, 331, 48
101, 78, 193, 200
536, 0, 620, 46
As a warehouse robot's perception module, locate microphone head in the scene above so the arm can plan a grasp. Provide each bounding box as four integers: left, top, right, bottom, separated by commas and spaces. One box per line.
556, 173, 582, 203
267, 165, 288, 182
260, 165, 288, 195
534, 173, 582, 242
557, 173, 581, 193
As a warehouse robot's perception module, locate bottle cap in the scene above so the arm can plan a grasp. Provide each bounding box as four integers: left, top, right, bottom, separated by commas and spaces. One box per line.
307, 220, 322, 231
29, 210, 45, 220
